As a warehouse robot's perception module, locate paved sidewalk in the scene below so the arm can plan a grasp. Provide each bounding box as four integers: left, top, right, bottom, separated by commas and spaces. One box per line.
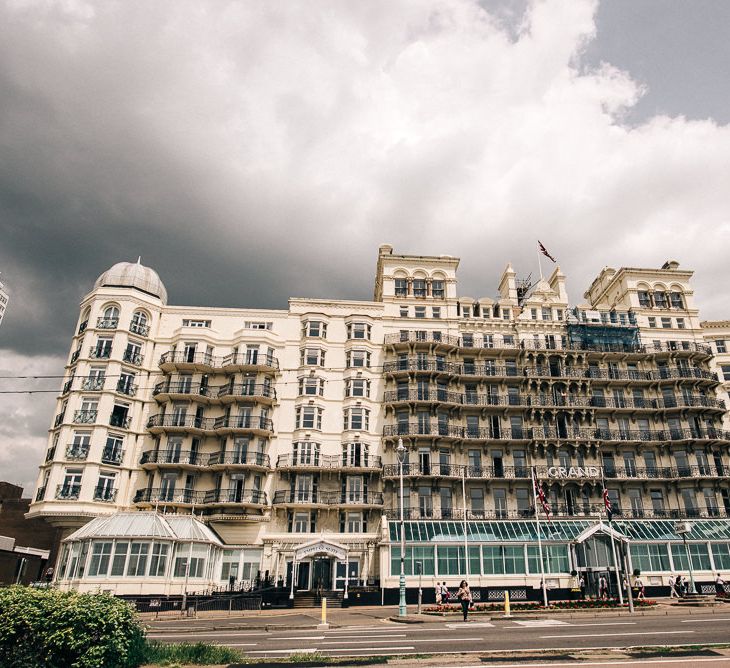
144, 599, 729, 633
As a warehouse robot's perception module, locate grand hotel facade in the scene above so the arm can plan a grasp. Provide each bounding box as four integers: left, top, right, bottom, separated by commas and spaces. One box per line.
28, 245, 730, 601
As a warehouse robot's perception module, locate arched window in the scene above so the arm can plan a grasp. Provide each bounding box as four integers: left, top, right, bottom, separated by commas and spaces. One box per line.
130, 310, 149, 336
98, 305, 120, 329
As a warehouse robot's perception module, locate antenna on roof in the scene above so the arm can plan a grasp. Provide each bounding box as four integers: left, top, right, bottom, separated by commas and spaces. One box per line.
516, 273, 533, 307
137, 256, 142, 265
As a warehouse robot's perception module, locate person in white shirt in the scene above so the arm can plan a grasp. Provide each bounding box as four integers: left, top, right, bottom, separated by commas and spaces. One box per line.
668, 575, 678, 598
715, 573, 726, 597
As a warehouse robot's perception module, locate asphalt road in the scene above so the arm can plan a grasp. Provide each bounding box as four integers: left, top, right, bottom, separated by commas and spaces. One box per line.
147, 612, 730, 659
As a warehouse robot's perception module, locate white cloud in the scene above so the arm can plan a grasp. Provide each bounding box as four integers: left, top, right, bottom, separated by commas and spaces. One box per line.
1, 0, 730, 488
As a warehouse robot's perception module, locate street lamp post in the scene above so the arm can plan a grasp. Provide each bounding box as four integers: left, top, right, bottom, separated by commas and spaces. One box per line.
397, 438, 407, 617
675, 521, 696, 595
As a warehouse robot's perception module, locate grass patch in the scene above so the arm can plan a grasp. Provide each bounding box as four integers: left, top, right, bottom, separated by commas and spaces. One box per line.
143, 640, 243, 665
286, 652, 330, 663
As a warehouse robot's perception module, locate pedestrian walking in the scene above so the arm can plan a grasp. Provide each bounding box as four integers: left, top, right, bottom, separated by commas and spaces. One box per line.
635, 576, 645, 600
715, 573, 726, 597
435, 581, 442, 604
668, 575, 678, 598
457, 580, 472, 621
579, 575, 586, 600
599, 575, 608, 600
442, 582, 451, 603
675, 574, 684, 597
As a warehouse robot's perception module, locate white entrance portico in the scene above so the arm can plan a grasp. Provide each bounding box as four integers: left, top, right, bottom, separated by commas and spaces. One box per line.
289, 537, 350, 600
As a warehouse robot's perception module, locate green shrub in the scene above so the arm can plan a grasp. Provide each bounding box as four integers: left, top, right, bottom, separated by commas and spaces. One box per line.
142, 641, 243, 664
0, 586, 145, 668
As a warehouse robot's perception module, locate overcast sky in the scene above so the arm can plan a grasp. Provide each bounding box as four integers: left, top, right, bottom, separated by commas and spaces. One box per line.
1, 0, 730, 493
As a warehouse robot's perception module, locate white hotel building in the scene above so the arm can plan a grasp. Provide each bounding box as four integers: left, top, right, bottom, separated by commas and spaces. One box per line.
28, 247, 730, 601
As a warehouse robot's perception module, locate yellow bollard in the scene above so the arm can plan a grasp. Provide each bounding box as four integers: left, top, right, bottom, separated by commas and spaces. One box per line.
317, 597, 329, 629
504, 590, 512, 618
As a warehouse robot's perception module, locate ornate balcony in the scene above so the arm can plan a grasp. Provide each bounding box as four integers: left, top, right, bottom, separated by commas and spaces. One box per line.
207, 451, 271, 469
109, 414, 131, 429
96, 317, 119, 329
93, 487, 117, 503
382, 463, 529, 479
276, 454, 382, 472
129, 321, 149, 336
122, 350, 143, 366
217, 383, 276, 404
383, 423, 526, 441
140, 450, 207, 468
73, 410, 97, 424
273, 490, 383, 507
116, 380, 138, 396
153, 382, 213, 401
89, 346, 112, 359
212, 415, 273, 435
55, 484, 81, 500
603, 465, 726, 480
146, 414, 212, 433
203, 488, 268, 506
77, 320, 88, 334
133, 488, 206, 506
384, 331, 461, 347
81, 377, 105, 391
158, 351, 279, 373
65, 444, 90, 461
101, 448, 124, 465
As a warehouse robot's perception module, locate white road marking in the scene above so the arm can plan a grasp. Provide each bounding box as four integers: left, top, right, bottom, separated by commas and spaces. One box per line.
322, 636, 480, 645
246, 648, 319, 654
514, 619, 569, 627
321, 634, 406, 638
552, 621, 637, 627
213, 642, 258, 646
266, 635, 325, 641
148, 631, 263, 638
444, 660, 730, 668
447, 622, 495, 628
540, 630, 690, 639
682, 617, 730, 623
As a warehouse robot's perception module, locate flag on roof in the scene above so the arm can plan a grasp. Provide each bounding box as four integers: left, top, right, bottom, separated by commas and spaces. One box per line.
538, 240, 556, 262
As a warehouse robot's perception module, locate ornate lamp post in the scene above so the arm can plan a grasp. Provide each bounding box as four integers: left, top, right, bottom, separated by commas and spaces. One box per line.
397, 438, 407, 617
675, 521, 696, 595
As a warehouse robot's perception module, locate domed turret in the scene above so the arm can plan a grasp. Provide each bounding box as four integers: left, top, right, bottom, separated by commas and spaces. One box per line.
94, 259, 167, 304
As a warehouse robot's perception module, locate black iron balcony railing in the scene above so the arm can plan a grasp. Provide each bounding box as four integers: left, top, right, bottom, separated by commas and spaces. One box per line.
81, 377, 105, 391
109, 414, 131, 429
158, 351, 279, 371
116, 380, 138, 396
70, 349, 81, 364
276, 454, 382, 469
272, 490, 384, 506
383, 390, 520, 406
603, 465, 724, 479
101, 448, 124, 465
77, 320, 88, 334
122, 350, 143, 366
129, 321, 149, 336
153, 382, 212, 397
212, 415, 274, 431
65, 444, 90, 461
385, 332, 461, 346
382, 463, 530, 479
217, 383, 276, 400
383, 423, 526, 440
53, 413, 65, 427
96, 317, 119, 329
140, 450, 207, 466
147, 414, 212, 430
133, 488, 206, 504
93, 486, 117, 502
518, 340, 712, 356
56, 484, 81, 500
73, 409, 97, 424
208, 451, 271, 467
523, 366, 590, 379
62, 379, 73, 394
35, 486, 46, 502
89, 346, 112, 359
203, 488, 268, 505
45, 446, 56, 462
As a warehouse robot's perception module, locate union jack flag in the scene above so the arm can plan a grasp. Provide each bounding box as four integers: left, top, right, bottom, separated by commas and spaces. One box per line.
538, 240, 556, 263
603, 487, 613, 521
533, 476, 552, 520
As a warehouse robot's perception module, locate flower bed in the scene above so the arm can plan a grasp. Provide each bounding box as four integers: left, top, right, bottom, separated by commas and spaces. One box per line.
424, 599, 657, 613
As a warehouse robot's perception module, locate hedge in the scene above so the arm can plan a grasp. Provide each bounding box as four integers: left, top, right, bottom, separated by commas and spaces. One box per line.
0, 586, 145, 668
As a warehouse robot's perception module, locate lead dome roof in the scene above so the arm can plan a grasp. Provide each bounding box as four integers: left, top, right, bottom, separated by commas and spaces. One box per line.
94, 261, 167, 304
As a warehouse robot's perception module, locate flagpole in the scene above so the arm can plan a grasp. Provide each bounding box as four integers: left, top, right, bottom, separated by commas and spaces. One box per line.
532, 467, 548, 607
462, 465, 469, 578
602, 469, 624, 605
537, 248, 544, 280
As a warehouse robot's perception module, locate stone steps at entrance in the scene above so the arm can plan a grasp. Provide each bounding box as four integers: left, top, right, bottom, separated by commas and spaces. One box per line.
293, 590, 344, 608
673, 594, 720, 607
